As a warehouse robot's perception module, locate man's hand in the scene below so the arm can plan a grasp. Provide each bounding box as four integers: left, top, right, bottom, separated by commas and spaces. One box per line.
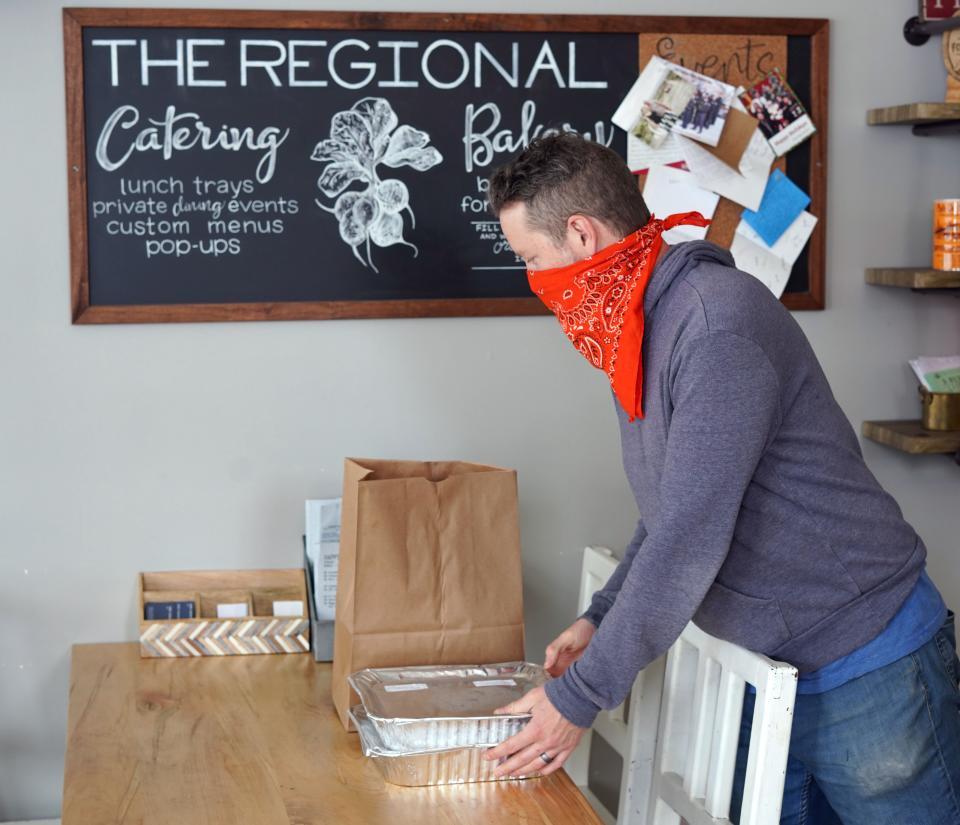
481, 685, 587, 778
544, 618, 596, 677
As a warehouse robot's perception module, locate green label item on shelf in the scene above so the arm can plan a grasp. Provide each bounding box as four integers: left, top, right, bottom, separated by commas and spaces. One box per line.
925, 367, 960, 394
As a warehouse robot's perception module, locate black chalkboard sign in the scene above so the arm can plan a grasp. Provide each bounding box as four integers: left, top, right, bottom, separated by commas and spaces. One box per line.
64, 10, 828, 323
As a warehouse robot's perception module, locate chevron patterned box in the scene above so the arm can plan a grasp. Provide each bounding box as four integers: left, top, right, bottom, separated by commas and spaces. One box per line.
139, 569, 311, 658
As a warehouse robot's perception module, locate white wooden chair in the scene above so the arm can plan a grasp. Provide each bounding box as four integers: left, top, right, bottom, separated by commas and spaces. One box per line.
576, 546, 798, 825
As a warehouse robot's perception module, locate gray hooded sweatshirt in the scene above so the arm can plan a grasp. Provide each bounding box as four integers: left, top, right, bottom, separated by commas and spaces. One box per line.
544, 241, 926, 729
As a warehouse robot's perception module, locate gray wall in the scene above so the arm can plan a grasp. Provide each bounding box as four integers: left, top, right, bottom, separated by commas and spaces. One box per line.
1, 0, 958, 819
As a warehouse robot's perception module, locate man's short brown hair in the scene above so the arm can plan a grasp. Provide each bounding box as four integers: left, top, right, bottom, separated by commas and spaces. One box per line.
487, 133, 650, 243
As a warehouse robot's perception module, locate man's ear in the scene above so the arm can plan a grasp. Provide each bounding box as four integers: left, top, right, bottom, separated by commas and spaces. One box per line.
566, 214, 601, 256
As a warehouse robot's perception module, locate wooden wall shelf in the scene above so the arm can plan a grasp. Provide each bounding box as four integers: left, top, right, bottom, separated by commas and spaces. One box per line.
865, 268, 960, 289
862, 420, 960, 456
867, 102, 960, 125
863, 103, 960, 467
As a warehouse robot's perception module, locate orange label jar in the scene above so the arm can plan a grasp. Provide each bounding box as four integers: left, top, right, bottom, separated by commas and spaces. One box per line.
933, 199, 960, 271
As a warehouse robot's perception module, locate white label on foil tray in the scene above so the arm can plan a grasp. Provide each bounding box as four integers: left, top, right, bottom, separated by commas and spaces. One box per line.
473, 679, 518, 688
383, 683, 429, 693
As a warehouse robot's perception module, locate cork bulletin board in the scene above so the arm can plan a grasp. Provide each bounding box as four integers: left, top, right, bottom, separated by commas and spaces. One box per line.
634, 27, 827, 309
63, 10, 828, 323
636, 33, 789, 249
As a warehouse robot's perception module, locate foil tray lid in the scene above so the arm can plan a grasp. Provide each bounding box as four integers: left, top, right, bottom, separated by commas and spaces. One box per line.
347, 662, 547, 723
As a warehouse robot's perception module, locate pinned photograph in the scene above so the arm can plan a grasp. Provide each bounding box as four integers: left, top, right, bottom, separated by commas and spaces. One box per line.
632, 99, 681, 148
738, 69, 816, 157
667, 64, 736, 147
613, 57, 735, 150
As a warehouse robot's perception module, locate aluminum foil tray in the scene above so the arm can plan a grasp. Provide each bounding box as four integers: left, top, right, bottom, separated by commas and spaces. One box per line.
347, 662, 547, 751
350, 705, 538, 787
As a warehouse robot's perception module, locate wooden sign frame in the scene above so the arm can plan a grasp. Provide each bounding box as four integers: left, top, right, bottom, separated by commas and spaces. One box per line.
64, 8, 829, 323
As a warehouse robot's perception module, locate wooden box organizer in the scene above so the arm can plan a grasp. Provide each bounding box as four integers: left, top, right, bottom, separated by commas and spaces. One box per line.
139, 569, 310, 658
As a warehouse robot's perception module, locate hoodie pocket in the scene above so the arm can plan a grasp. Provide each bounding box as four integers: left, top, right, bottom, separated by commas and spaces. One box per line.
694, 581, 791, 654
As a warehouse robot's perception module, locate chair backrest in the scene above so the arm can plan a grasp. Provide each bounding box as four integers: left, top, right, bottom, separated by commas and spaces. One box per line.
648, 622, 797, 825
578, 547, 798, 825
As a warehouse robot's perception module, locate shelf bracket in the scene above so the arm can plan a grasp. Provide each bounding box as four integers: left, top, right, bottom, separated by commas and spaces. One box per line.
903, 15, 960, 46
910, 287, 960, 297
912, 120, 960, 135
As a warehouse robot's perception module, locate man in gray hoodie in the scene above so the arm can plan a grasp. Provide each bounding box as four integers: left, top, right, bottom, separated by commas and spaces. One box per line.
482, 134, 960, 825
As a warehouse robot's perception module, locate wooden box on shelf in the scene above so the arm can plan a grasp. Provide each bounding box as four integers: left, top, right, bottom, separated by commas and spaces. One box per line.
139, 569, 310, 658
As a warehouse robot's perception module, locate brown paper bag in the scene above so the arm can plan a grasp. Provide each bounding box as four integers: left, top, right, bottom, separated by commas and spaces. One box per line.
331, 457, 526, 729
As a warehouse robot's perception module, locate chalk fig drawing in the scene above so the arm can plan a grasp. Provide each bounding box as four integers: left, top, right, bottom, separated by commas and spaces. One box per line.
311, 98, 443, 272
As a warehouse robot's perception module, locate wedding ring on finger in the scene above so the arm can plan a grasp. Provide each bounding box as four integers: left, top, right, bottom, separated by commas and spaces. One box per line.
539, 752, 554, 765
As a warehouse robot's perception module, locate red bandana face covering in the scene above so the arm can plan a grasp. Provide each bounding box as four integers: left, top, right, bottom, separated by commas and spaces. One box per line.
528, 212, 710, 421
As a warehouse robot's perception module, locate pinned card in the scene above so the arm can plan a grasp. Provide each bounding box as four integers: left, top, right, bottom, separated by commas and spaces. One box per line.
730, 211, 818, 298
627, 132, 687, 174
738, 69, 816, 157
741, 169, 810, 246
642, 165, 719, 243
679, 127, 774, 212
701, 108, 758, 171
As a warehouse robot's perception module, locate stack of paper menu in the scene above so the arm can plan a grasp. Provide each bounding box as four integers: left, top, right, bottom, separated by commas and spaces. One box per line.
305, 497, 341, 622
909, 356, 960, 393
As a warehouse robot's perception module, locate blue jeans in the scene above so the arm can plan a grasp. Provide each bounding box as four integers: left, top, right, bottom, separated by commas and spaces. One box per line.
731, 612, 960, 825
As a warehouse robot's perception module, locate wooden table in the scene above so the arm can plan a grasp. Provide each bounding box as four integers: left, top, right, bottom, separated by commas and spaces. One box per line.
62, 644, 602, 825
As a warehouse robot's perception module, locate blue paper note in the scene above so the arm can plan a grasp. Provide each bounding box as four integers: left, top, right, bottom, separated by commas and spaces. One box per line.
742, 169, 810, 246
